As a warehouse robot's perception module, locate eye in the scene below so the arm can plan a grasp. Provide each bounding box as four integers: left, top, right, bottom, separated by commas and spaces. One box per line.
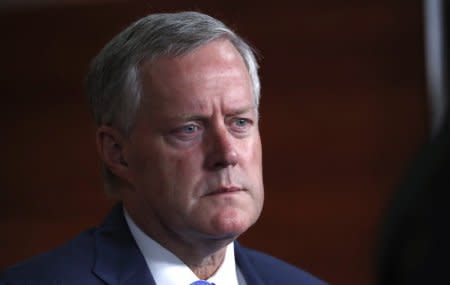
170, 123, 204, 142
235, 118, 249, 127
181, 124, 199, 133
230, 117, 253, 134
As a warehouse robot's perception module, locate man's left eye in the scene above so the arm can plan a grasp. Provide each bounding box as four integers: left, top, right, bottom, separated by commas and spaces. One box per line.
235, 118, 249, 127
231, 118, 253, 133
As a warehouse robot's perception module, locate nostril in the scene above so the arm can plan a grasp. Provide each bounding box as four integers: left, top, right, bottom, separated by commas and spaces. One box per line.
212, 161, 227, 170
211, 158, 236, 170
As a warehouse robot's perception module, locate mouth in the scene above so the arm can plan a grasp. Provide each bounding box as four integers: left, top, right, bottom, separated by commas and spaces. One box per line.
205, 186, 245, 196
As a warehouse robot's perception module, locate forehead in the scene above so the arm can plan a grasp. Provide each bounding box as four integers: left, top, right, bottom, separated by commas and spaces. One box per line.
143, 39, 248, 82
138, 39, 253, 113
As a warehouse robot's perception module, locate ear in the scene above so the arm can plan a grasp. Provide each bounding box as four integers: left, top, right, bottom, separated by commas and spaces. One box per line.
96, 126, 132, 184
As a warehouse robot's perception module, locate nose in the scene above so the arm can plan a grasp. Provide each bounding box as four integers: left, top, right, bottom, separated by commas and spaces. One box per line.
205, 125, 238, 170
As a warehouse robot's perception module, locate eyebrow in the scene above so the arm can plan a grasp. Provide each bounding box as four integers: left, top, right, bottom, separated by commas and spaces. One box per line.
167, 105, 257, 122
225, 105, 258, 117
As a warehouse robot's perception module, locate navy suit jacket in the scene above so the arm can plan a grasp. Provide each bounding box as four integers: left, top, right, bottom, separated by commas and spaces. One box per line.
1, 205, 327, 285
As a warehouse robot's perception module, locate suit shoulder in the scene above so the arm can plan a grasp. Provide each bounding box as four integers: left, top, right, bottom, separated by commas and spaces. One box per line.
239, 246, 328, 285
0, 228, 97, 282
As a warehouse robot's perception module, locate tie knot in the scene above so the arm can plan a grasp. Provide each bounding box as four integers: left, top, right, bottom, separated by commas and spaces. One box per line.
190, 281, 215, 285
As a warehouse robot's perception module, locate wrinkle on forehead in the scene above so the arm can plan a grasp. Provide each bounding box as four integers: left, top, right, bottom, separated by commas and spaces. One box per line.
139, 39, 252, 109
142, 39, 248, 89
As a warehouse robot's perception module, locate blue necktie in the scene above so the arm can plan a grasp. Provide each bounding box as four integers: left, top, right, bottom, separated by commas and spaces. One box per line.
190, 281, 215, 285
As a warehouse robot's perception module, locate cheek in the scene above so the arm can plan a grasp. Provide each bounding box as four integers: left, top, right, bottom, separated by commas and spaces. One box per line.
246, 134, 263, 172
172, 145, 202, 171
249, 136, 264, 198
128, 143, 173, 194
161, 146, 206, 195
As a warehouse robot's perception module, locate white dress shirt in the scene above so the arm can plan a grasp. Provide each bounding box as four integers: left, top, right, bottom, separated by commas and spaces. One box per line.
124, 209, 247, 285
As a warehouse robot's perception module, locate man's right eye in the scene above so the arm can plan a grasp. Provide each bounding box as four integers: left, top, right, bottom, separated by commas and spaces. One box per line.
180, 124, 199, 133
170, 123, 203, 141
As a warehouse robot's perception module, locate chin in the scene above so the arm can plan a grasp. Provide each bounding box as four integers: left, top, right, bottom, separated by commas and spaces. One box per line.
209, 208, 258, 238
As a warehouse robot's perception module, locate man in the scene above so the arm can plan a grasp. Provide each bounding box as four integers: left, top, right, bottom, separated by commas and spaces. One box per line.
1, 11, 326, 285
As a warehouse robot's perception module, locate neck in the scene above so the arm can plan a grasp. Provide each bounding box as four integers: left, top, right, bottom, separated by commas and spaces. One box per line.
187, 247, 227, 279
124, 201, 234, 279
154, 229, 230, 279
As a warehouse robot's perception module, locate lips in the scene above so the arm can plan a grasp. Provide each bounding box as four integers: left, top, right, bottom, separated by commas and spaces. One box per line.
205, 186, 244, 196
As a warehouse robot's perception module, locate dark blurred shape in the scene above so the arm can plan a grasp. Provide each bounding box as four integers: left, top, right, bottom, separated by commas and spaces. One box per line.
377, 115, 450, 284
377, 0, 450, 283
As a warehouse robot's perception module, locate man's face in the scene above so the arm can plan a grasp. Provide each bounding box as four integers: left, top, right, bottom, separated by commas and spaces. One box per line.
123, 39, 264, 243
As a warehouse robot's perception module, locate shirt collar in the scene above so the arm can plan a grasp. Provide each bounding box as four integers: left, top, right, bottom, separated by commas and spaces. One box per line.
124, 208, 242, 285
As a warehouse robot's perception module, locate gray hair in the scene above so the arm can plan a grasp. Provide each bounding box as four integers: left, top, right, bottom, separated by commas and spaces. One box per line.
85, 11, 261, 194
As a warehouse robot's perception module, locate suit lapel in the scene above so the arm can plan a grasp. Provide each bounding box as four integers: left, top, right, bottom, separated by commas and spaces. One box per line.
92, 204, 157, 285
235, 242, 266, 285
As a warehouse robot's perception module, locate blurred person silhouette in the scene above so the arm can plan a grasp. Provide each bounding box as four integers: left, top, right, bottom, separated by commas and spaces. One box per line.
377, 113, 450, 284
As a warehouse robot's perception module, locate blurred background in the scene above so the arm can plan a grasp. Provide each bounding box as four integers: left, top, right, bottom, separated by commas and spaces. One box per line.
0, 1, 446, 284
